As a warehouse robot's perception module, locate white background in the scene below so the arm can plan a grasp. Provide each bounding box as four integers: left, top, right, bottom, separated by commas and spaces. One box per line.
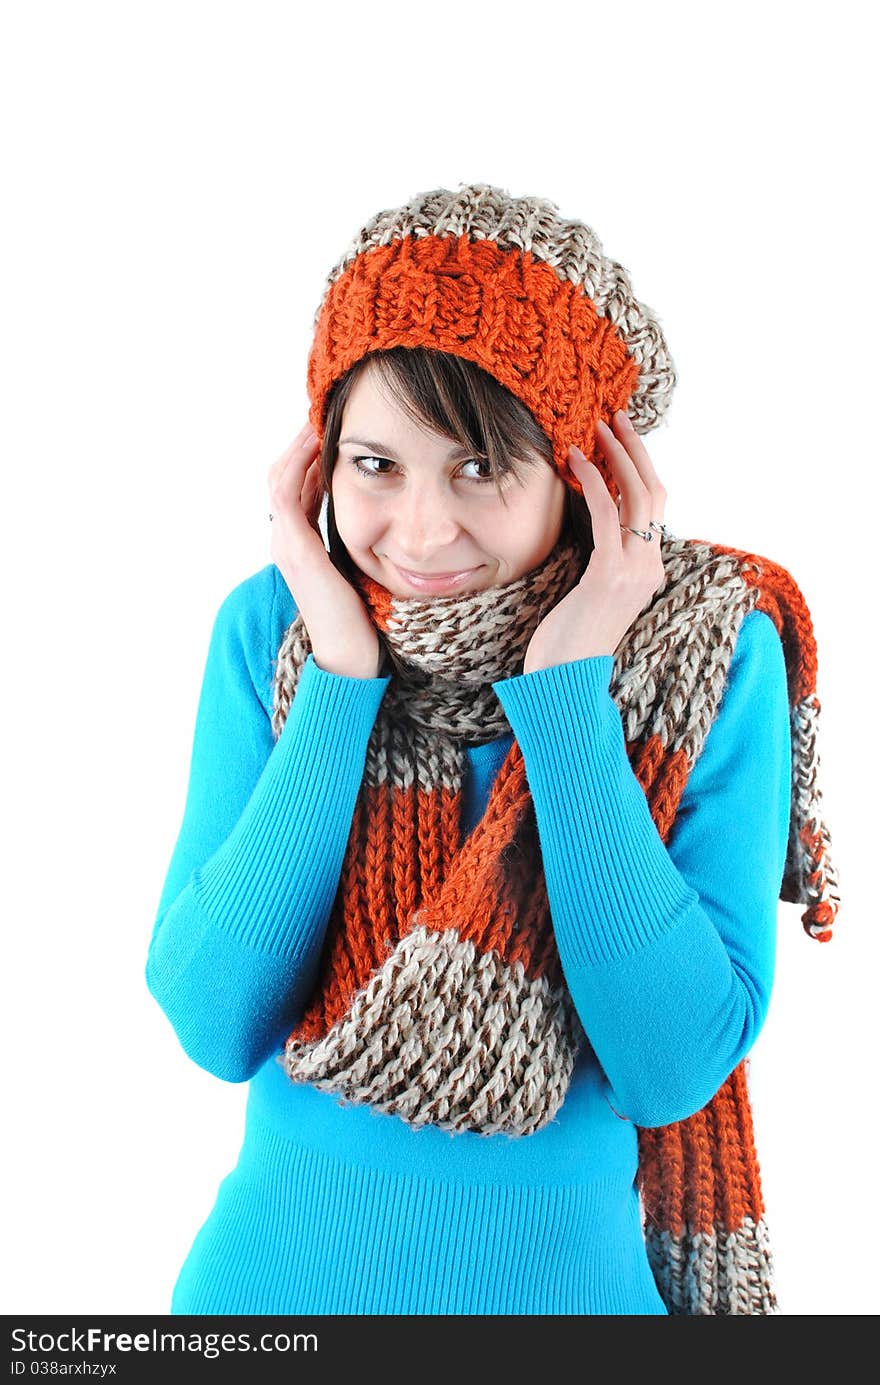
2, 0, 877, 1318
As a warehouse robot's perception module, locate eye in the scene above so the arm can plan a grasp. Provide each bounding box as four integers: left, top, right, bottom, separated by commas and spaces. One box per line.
348, 454, 496, 484
349, 454, 395, 479
459, 457, 495, 484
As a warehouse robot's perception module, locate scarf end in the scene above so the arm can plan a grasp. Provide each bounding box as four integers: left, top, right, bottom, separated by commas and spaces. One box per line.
643, 1216, 779, 1315
783, 693, 842, 942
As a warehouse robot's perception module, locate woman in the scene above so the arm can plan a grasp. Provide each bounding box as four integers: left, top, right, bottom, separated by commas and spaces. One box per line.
147, 182, 839, 1315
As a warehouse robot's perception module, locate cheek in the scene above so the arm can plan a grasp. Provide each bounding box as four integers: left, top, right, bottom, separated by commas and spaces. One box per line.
330, 468, 353, 520
536, 479, 567, 541
500, 483, 565, 549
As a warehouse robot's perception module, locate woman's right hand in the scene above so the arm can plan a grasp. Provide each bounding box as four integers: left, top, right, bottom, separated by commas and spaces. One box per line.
268, 422, 384, 679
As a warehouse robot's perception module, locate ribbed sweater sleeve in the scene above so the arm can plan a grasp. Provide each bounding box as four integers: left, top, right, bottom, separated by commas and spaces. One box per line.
492, 610, 791, 1128
146, 565, 390, 1081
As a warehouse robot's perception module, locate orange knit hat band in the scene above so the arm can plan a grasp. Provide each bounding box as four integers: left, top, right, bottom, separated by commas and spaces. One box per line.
305, 183, 677, 494
307, 232, 638, 489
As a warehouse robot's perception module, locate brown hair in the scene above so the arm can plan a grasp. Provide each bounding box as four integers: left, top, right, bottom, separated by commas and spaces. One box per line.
315, 346, 594, 588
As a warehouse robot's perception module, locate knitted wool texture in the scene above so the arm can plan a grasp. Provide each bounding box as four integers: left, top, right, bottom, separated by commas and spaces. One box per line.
271, 529, 839, 1315
305, 182, 675, 497
273, 184, 840, 1314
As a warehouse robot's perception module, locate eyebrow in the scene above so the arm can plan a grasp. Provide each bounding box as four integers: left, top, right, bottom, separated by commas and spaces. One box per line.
338, 436, 471, 461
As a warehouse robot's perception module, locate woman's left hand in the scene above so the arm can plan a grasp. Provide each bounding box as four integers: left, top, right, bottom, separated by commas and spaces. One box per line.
522, 410, 668, 674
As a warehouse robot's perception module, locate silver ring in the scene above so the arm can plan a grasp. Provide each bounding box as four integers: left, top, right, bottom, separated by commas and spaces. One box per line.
620, 519, 671, 542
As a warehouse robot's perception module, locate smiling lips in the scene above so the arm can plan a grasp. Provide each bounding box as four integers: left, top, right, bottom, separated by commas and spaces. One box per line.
393, 563, 484, 593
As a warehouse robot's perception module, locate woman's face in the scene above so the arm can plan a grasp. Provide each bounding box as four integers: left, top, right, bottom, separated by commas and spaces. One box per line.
330, 364, 568, 597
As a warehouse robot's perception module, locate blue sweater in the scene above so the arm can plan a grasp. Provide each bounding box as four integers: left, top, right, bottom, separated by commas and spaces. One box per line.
147, 562, 792, 1315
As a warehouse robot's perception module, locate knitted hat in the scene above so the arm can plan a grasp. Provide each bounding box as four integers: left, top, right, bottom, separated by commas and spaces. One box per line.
305, 182, 676, 495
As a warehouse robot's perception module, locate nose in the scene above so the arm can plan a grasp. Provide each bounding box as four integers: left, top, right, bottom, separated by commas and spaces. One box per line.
391, 480, 464, 562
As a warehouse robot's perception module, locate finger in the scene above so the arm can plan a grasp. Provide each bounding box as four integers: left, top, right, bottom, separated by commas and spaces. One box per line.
596, 418, 653, 529
301, 459, 325, 529
606, 412, 667, 522
268, 423, 319, 486
570, 448, 624, 554
596, 431, 666, 549
574, 447, 662, 566
268, 428, 320, 510
599, 419, 668, 569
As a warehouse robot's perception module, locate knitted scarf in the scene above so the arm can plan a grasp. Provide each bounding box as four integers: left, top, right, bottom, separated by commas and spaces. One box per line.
269, 532, 839, 1316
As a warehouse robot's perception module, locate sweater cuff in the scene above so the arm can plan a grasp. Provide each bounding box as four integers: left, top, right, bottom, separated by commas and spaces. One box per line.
493, 657, 699, 967
194, 653, 390, 953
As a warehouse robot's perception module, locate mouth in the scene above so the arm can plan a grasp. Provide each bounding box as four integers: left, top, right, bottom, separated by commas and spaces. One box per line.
391, 562, 485, 594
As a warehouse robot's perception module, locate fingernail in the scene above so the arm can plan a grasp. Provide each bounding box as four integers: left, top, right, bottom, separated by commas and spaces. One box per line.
616, 410, 633, 430
596, 419, 611, 434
